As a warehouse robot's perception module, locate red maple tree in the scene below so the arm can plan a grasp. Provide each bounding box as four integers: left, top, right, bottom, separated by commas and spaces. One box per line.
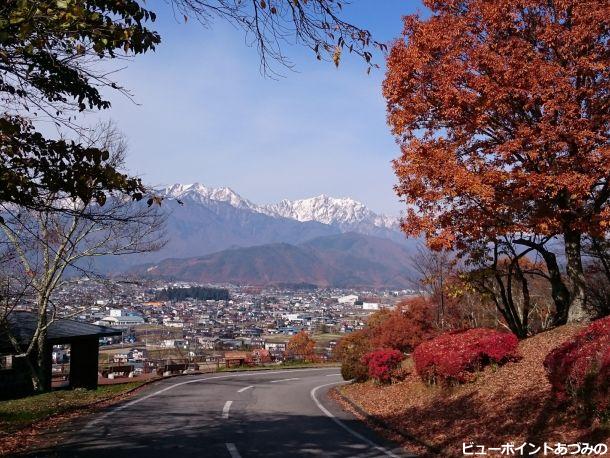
384, 0, 610, 323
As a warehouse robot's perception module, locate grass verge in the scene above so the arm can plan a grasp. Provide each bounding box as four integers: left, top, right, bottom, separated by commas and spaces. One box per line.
0, 382, 145, 435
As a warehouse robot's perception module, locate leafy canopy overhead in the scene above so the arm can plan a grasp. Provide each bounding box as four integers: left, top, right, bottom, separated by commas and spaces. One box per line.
0, 0, 161, 209
384, 0, 610, 250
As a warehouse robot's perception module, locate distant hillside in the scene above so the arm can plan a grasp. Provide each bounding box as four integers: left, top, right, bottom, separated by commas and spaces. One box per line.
89, 183, 413, 273
155, 198, 341, 261
130, 232, 417, 288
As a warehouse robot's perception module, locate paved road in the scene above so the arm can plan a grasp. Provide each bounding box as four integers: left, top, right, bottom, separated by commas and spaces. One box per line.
28, 368, 411, 457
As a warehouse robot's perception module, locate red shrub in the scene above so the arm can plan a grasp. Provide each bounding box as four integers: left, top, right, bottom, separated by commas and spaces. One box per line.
362, 348, 405, 384
413, 328, 519, 385
543, 316, 610, 419
368, 297, 439, 352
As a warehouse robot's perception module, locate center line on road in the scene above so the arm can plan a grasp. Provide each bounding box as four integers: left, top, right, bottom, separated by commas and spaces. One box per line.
269, 377, 300, 383
84, 368, 334, 429
222, 400, 233, 419
237, 385, 253, 393
326, 374, 341, 377
225, 443, 242, 458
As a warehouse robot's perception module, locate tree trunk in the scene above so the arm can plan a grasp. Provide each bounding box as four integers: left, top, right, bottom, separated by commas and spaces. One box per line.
35, 332, 50, 392
27, 352, 44, 393
514, 262, 531, 337
514, 239, 571, 325
30, 305, 50, 393
565, 230, 593, 323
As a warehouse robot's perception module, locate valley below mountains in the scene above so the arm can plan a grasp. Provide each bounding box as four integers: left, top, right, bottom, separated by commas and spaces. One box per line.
116, 183, 418, 287
129, 232, 418, 288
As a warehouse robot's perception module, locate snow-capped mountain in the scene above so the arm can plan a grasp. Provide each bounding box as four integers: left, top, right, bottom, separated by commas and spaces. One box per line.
160, 183, 399, 234
162, 183, 261, 212
97, 183, 412, 276
262, 195, 398, 232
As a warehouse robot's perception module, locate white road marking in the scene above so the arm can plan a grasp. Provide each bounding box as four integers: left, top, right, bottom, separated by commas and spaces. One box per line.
225, 442, 242, 458
222, 400, 233, 419
85, 367, 337, 429
237, 385, 254, 393
269, 377, 300, 383
326, 373, 341, 377
310, 382, 401, 458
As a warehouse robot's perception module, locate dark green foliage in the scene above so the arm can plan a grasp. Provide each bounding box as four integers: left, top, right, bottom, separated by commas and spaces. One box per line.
1, 0, 160, 110
0, 0, 161, 209
156, 286, 230, 301
0, 117, 144, 209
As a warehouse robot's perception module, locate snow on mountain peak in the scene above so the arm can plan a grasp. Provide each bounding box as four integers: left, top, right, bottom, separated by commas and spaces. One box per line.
161, 182, 259, 211
161, 183, 398, 231
262, 194, 397, 229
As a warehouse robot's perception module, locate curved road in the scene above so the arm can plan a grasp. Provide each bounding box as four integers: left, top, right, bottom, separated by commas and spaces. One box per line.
30, 368, 410, 457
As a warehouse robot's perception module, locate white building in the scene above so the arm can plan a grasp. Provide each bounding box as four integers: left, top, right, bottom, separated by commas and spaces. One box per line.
337, 294, 359, 305
161, 339, 186, 348
95, 314, 145, 329
264, 342, 287, 352
362, 302, 380, 311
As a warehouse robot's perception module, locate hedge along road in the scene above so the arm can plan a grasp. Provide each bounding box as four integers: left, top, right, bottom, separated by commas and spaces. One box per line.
27, 367, 410, 457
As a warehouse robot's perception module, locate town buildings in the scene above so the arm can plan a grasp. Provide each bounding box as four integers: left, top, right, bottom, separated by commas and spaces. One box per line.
9, 277, 417, 378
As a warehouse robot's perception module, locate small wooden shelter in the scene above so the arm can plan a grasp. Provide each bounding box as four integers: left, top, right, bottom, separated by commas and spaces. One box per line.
0, 311, 120, 399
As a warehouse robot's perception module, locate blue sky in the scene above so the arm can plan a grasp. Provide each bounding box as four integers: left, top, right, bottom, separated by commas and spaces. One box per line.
101, 1, 426, 215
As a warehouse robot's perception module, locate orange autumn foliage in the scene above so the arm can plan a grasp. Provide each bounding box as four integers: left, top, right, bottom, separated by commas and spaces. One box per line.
384, 0, 609, 323
384, 0, 610, 249
286, 330, 316, 361
334, 297, 443, 381
333, 329, 371, 381
368, 297, 439, 352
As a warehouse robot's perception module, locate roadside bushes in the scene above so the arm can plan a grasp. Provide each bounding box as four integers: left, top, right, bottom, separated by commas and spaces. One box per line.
544, 316, 609, 420
334, 330, 371, 381
335, 297, 446, 382
362, 348, 405, 384
413, 328, 519, 385
368, 297, 439, 352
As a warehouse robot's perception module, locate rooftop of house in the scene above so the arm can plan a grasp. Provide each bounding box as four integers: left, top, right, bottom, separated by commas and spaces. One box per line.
1, 311, 121, 351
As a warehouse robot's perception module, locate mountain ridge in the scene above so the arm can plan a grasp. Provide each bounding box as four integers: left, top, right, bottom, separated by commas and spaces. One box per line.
129, 232, 416, 288
95, 183, 412, 274
160, 182, 400, 233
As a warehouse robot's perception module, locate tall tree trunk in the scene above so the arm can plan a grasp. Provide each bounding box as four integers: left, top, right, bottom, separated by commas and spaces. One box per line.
31, 298, 50, 393
27, 351, 44, 393
35, 330, 50, 392
565, 230, 592, 323
540, 250, 571, 325
5, 327, 44, 392
514, 262, 530, 336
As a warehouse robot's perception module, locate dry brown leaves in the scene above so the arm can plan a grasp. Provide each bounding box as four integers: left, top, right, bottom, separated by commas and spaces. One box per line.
339, 325, 610, 457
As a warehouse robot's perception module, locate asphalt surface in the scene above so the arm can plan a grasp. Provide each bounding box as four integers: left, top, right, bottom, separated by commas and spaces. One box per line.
27, 367, 411, 458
